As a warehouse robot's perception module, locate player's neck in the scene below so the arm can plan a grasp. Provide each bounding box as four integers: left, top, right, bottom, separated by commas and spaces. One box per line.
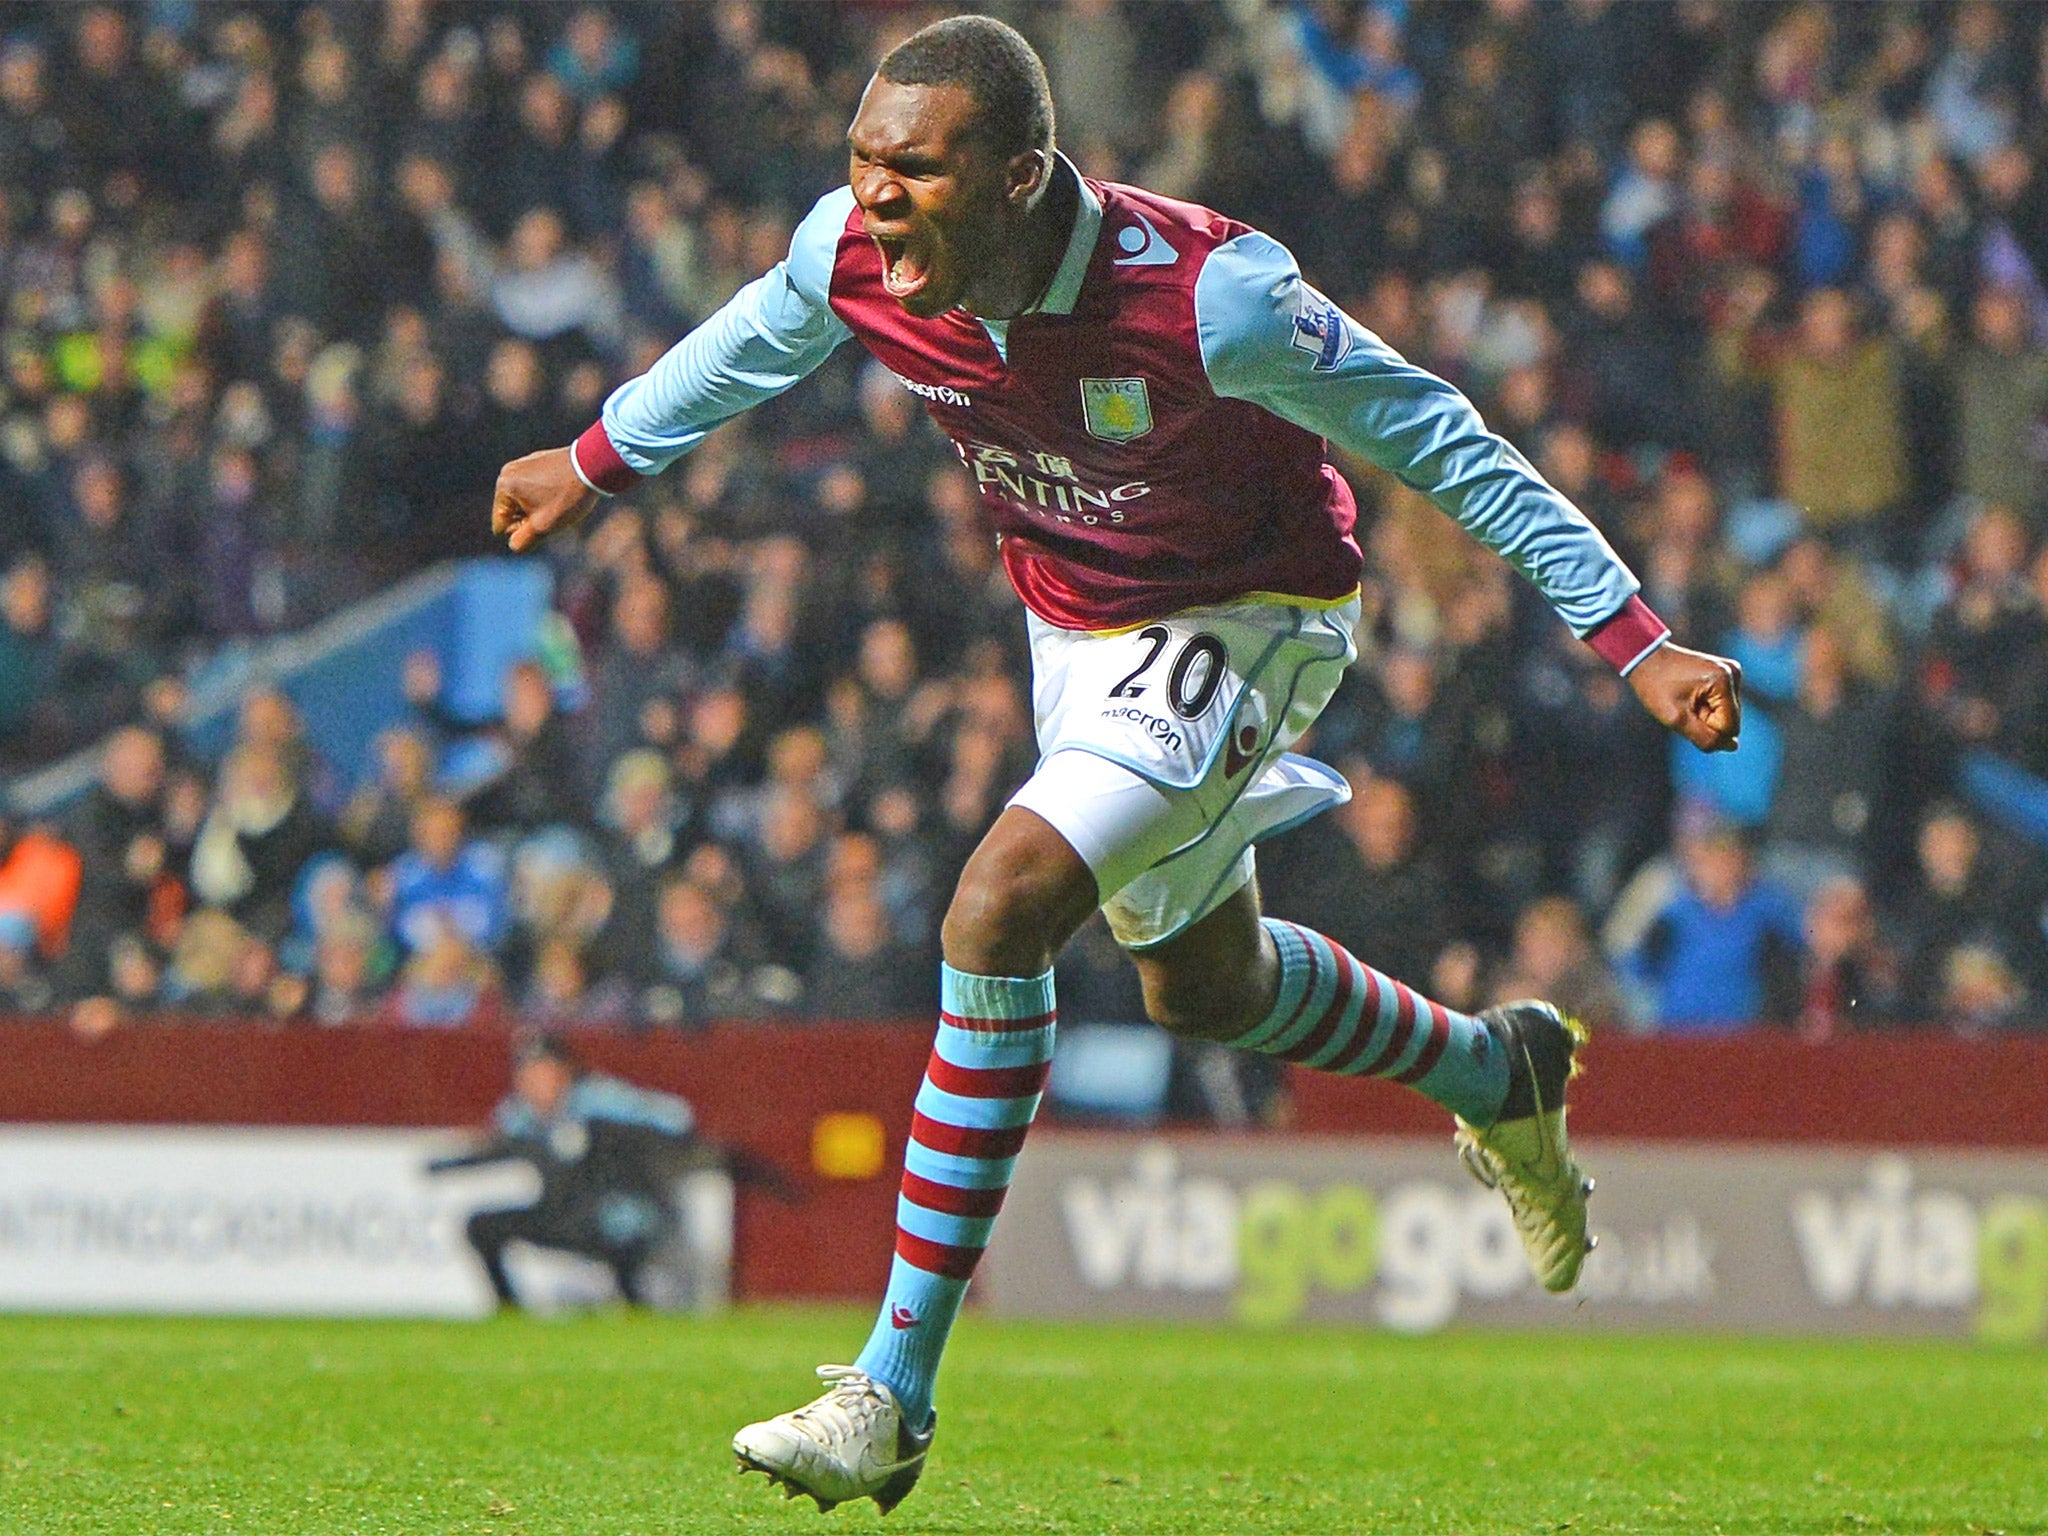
962, 160, 1079, 322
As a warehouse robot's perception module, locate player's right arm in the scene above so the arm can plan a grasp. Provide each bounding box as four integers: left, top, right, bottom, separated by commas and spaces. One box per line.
492, 188, 857, 552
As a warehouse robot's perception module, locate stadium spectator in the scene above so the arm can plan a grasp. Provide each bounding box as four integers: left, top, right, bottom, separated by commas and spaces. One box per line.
638, 873, 774, 1028
1762, 630, 1892, 897
52, 457, 158, 720
806, 880, 926, 1020
548, 8, 640, 105
59, 726, 171, 996
519, 935, 629, 1027
583, 570, 694, 787
278, 853, 370, 975
340, 726, 437, 869
1563, 259, 1681, 452
301, 906, 391, 1028
160, 908, 298, 1021
1952, 287, 2048, 521
0, 910, 55, 1014
0, 554, 64, 758
0, 811, 82, 969
805, 832, 930, 1019
490, 206, 622, 353
384, 928, 500, 1029
1264, 770, 1452, 991
1509, 623, 1668, 914
1777, 537, 1898, 692
1601, 120, 1683, 275
1939, 944, 2034, 1032
1343, 646, 1467, 838
596, 749, 685, 984
1722, 570, 1805, 706
387, 796, 510, 958
1621, 822, 1805, 1033
1762, 289, 1912, 552
1920, 505, 2037, 753
1927, 2, 2018, 164
469, 659, 583, 834
1796, 876, 1902, 1039
187, 743, 331, 944
1895, 804, 2042, 1021
747, 785, 832, 976
236, 688, 334, 812
1490, 896, 1624, 1037
1998, 544, 2048, 777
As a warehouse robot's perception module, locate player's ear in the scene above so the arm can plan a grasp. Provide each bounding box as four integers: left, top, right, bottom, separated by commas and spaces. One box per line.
1005, 148, 1050, 207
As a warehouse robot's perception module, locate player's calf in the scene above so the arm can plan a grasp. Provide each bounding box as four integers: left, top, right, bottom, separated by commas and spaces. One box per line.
1130, 889, 1279, 1042
1192, 917, 1514, 1123
1139, 976, 1267, 1041
1203, 917, 1596, 1290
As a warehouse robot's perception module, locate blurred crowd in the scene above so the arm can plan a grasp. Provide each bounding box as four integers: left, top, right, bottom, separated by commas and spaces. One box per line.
8, 0, 2048, 1038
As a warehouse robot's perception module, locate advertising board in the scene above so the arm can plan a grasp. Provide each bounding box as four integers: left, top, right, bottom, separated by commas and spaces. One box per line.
0, 1126, 534, 1316
980, 1136, 2048, 1341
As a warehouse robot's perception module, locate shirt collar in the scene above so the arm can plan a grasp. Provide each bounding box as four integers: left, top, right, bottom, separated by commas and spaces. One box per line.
1025, 154, 1100, 317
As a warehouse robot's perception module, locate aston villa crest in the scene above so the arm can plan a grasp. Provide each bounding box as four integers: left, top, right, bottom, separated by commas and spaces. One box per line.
1080, 377, 1153, 443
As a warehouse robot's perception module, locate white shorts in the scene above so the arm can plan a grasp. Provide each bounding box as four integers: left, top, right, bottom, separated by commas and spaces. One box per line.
1007, 594, 1360, 949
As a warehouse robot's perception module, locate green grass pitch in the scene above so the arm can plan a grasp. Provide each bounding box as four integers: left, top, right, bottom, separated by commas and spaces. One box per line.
1, 1309, 2042, 1535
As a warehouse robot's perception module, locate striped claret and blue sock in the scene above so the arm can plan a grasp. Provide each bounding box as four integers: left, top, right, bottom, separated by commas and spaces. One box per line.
853, 964, 1056, 1432
1229, 918, 1510, 1126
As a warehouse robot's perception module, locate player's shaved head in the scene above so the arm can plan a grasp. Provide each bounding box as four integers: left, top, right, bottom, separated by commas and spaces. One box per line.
877, 14, 1053, 162
849, 16, 1070, 319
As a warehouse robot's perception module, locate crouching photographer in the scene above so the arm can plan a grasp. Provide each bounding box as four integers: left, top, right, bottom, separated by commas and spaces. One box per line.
430, 1034, 731, 1308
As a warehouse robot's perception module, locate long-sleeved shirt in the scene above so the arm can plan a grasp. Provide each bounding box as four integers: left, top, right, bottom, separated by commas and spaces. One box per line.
572, 158, 1665, 669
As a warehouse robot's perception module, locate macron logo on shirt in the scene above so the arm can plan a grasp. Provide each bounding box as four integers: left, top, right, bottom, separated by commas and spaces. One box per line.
1112, 212, 1178, 267
892, 370, 972, 409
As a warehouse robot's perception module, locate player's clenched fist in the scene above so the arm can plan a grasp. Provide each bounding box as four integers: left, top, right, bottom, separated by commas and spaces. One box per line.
492, 447, 598, 553
1629, 642, 1744, 753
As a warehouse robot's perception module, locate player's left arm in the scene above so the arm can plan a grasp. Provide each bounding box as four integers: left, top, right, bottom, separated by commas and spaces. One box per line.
1194, 233, 1740, 752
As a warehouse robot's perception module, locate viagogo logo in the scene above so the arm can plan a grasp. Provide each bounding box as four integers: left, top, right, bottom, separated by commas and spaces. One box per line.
1790, 1157, 2048, 1343
1055, 1146, 1543, 1332
1233, 1178, 1548, 1332
1055, 1145, 1712, 1333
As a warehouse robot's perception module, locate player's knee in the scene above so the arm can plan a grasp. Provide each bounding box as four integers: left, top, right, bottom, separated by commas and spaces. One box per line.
942, 809, 1099, 976
942, 858, 1068, 976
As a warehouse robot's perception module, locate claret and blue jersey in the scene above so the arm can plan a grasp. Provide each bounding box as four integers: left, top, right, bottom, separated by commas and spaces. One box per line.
573, 156, 1668, 668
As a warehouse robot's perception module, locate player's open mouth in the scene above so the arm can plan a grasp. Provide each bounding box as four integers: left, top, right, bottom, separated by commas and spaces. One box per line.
874, 234, 931, 300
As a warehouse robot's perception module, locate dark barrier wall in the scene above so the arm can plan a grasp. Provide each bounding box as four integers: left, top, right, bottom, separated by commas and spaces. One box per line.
1286, 1033, 2048, 1146
5, 1023, 2047, 1297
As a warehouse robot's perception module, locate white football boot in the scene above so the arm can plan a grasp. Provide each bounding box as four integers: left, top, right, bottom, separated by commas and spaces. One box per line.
733, 1365, 934, 1514
1454, 1001, 1596, 1293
